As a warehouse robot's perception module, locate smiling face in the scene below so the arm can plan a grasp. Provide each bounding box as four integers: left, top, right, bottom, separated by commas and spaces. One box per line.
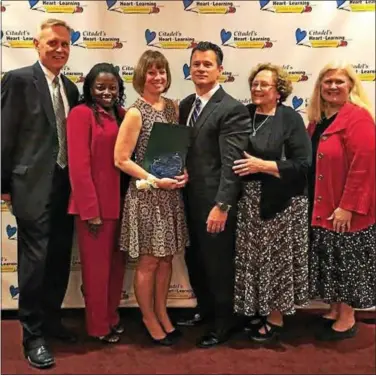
190, 50, 222, 90
143, 64, 167, 95
320, 69, 352, 107
91, 72, 119, 109
34, 25, 71, 75
250, 69, 280, 107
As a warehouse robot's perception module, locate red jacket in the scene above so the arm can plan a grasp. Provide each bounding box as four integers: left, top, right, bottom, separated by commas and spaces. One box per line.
67, 104, 125, 220
308, 102, 375, 232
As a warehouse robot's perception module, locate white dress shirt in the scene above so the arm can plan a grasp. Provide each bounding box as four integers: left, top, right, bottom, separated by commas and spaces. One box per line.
38, 61, 70, 117
186, 84, 221, 126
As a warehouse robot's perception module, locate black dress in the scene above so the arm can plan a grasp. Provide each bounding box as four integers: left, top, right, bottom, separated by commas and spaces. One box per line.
234, 106, 310, 317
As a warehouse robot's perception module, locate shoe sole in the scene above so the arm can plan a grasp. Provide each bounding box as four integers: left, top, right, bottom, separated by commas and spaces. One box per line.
26, 356, 55, 369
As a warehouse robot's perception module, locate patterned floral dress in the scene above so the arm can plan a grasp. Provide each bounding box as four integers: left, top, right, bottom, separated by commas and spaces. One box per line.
119, 98, 188, 258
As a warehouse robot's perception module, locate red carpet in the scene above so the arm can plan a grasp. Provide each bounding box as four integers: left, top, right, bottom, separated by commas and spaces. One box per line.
1, 309, 375, 374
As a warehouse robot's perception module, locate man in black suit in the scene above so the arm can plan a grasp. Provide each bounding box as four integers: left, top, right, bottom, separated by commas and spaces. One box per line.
178, 42, 251, 348
1, 19, 79, 368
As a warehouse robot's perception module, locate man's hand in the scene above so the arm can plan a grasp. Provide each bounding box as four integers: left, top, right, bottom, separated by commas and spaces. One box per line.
206, 205, 228, 233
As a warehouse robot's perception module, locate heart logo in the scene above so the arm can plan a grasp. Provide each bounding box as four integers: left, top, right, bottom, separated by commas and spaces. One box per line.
70, 30, 81, 45
336, 0, 346, 7
145, 29, 156, 45
220, 29, 232, 45
292, 96, 304, 110
183, 0, 194, 9
106, 0, 117, 9
183, 64, 190, 79
6, 224, 17, 239
259, 0, 270, 8
9, 285, 19, 299
295, 28, 307, 44
28, 0, 39, 8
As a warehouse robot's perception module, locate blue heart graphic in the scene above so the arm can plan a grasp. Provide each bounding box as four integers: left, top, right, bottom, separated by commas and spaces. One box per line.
70, 30, 81, 45
106, 0, 117, 9
336, 0, 346, 7
220, 29, 232, 45
9, 285, 19, 298
292, 96, 304, 110
183, 64, 190, 79
295, 28, 307, 44
6, 224, 17, 239
28, 0, 39, 8
183, 0, 194, 9
259, 0, 270, 8
145, 29, 156, 45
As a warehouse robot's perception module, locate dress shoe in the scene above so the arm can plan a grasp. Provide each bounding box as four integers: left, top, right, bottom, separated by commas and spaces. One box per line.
166, 328, 183, 343
316, 323, 358, 341
142, 325, 174, 346
249, 321, 283, 343
196, 331, 229, 349
24, 344, 55, 369
111, 322, 125, 335
176, 313, 205, 327
44, 322, 77, 343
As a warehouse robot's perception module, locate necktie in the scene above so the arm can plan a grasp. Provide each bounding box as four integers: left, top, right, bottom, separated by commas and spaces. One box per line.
189, 97, 202, 127
52, 76, 67, 168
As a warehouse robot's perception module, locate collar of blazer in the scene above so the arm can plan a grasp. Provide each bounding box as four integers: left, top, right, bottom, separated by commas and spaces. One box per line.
189, 86, 226, 140
32, 61, 76, 127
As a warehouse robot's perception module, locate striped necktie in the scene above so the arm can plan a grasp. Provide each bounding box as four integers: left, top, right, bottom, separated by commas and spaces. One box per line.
189, 97, 202, 127
52, 76, 67, 168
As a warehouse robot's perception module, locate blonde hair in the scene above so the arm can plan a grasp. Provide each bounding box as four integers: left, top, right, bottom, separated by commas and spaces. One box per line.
248, 63, 293, 103
133, 50, 171, 95
36, 19, 71, 39
307, 61, 374, 123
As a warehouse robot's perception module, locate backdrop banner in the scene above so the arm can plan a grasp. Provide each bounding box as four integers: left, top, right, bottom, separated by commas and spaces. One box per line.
1, 0, 375, 309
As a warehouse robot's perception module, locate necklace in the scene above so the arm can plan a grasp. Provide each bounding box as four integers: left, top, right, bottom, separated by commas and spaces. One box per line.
252, 113, 270, 136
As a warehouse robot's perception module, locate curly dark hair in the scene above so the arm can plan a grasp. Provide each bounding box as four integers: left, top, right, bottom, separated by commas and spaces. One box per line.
248, 63, 293, 103
81, 63, 125, 124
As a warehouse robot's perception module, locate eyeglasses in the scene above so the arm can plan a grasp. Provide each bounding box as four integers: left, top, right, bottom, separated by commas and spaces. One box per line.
251, 82, 276, 90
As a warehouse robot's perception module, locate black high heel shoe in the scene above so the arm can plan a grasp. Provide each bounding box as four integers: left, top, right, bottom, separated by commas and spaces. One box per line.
166, 328, 183, 343
142, 326, 174, 346
244, 315, 266, 332
249, 321, 283, 343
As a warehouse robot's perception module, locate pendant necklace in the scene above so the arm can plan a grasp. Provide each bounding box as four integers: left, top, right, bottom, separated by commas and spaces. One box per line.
252, 113, 270, 136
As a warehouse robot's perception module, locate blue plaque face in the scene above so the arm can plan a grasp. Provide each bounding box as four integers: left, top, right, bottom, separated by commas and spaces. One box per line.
150, 152, 183, 179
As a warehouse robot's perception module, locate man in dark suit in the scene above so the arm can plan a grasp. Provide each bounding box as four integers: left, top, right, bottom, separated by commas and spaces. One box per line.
178, 42, 251, 348
1, 19, 79, 368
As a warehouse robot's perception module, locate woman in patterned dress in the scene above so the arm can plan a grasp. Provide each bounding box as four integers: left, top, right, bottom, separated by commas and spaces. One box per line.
114, 51, 188, 346
307, 62, 375, 341
232, 63, 312, 343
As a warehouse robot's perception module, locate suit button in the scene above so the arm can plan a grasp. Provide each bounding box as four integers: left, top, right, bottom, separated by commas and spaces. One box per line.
318, 174, 324, 180
318, 153, 324, 159
316, 195, 322, 202
316, 216, 321, 220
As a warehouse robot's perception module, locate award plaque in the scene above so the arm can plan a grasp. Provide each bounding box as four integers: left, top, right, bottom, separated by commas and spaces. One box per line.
143, 122, 192, 179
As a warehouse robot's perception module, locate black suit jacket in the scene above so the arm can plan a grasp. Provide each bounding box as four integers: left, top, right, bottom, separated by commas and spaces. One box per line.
179, 87, 251, 217
1, 62, 79, 220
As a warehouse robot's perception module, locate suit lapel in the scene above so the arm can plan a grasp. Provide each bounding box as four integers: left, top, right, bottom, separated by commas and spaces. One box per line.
192, 86, 225, 140
32, 62, 56, 128
180, 95, 195, 125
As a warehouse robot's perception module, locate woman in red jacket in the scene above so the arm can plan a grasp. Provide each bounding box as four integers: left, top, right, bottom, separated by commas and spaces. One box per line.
67, 63, 126, 343
307, 62, 375, 341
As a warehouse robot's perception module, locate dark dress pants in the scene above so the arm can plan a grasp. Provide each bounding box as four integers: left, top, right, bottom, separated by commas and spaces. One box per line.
16, 165, 74, 346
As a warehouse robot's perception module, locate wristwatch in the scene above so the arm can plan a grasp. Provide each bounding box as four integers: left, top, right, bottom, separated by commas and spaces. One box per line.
216, 202, 232, 213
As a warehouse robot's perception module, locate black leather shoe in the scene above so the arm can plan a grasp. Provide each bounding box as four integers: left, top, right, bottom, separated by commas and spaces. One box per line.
44, 322, 77, 343
166, 328, 183, 343
196, 332, 229, 349
176, 313, 205, 327
24, 344, 55, 369
316, 323, 358, 341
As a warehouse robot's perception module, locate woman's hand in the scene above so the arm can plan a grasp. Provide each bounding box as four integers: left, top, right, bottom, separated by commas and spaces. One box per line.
87, 217, 103, 236
327, 207, 352, 233
156, 178, 179, 190
174, 169, 189, 189
233, 152, 265, 176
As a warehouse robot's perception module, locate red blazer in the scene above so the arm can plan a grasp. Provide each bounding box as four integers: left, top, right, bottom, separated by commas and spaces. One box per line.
308, 102, 375, 232
67, 104, 125, 220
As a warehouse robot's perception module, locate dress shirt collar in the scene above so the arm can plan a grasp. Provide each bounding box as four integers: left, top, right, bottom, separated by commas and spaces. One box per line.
38, 61, 61, 84
195, 84, 220, 107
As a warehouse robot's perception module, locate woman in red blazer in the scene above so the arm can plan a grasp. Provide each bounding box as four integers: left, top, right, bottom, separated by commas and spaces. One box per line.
307, 62, 375, 341
67, 63, 126, 343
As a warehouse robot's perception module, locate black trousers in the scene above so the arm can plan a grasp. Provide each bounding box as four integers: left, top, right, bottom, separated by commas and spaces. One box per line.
185, 200, 237, 333
16, 165, 74, 346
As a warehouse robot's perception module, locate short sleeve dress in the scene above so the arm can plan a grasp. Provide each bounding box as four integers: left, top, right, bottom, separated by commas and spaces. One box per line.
119, 97, 189, 259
